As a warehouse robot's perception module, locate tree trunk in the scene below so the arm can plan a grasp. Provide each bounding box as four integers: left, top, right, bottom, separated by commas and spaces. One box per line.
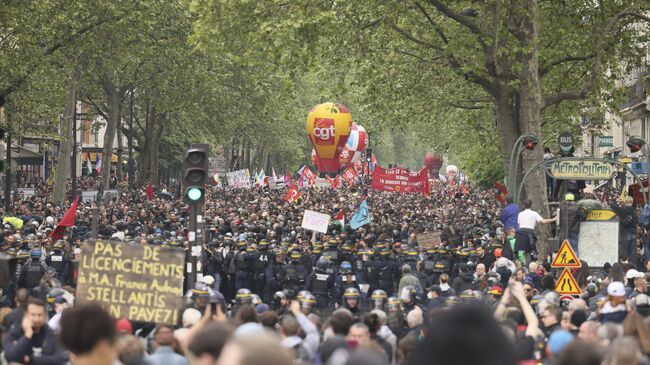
138, 103, 155, 185
494, 86, 520, 181
517, 0, 551, 258
116, 115, 123, 184
150, 113, 165, 184
127, 91, 135, 189
100, 80, 120, 190
53, 66, 80, 203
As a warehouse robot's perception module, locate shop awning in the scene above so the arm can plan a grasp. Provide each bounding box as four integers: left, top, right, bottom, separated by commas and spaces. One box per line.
82, 151, 119, 163
11, 145, 43, 165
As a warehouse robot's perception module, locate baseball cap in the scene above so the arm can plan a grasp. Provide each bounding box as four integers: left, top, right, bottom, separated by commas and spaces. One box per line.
487, 285, 503, 296
607, 281, 626, 297
626, 269, 644, 279
548, 330, 574, 354
115, 318, 133, 334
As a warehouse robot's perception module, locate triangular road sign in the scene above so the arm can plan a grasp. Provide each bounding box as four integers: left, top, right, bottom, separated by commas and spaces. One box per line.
555, 269, 581, 295
551, 240, 581, 268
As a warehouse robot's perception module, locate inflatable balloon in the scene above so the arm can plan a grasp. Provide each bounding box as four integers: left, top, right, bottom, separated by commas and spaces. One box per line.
307, 103, 353, 160
346, 123, 368, 152
446, 165, 459, 175
312, 149, 341, 173
424, 153, 444, 177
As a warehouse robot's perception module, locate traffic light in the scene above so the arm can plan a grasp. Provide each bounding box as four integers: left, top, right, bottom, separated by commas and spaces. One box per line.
522, 135, 538, 150
183, 144, 209, 204
627, 136, 645, 153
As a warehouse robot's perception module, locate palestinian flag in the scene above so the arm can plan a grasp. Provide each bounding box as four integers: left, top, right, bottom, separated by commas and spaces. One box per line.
334, 209, 345, 229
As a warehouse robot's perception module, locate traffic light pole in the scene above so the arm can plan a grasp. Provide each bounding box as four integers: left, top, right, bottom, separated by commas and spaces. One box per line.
4, 131, 10, 212
187, 202, 198, 290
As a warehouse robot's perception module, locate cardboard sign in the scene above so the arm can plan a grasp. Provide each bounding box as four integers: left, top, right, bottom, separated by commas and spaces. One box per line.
551, 240, 581, 268
81, 191, 98, 202
17, 188, 35, 197
76, 241, 185, 324
418, 231, 442, 249
301, 210, 331, 233
555, 269, 581, 295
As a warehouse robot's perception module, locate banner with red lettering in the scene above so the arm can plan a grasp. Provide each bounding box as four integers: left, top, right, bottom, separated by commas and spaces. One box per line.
371, 166, 430, 196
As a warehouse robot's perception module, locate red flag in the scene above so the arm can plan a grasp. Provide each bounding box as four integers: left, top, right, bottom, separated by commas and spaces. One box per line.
50, 197, 79, 241
284, 185, 301, 204
494, 182, 508, 205
145, 183, 154, 200
331, 175, 341, 189
342, 167, 358, 186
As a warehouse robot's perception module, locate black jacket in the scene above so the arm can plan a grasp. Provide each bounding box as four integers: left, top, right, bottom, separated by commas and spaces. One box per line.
3, 323, 68, 365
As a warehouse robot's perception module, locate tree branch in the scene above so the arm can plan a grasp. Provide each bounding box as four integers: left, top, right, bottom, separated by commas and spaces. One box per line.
427, 0, 488, 48
540, 53, 596, 76
414, 2, 448, 44
543, 8, 650, 109
84, 96, 109, 120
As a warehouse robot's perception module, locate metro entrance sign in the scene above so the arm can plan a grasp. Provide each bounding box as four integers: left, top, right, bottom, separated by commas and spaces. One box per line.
548, 158, 615, 180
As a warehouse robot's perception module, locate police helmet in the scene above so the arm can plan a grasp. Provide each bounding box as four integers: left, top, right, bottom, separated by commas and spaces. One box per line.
370, 289, 387, 308
290, 250, 301, 261
191, 283, 210, 299
236, 288, 253, 305
387, 296, 401, 312
399, 285, 416, 303
339, 261, 352, 274
251, 294, 262, 306
298, 291, 316, 310
316, 256, 329, 270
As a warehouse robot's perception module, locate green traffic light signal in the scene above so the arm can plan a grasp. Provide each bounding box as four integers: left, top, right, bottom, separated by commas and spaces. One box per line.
186, 187, 203, 201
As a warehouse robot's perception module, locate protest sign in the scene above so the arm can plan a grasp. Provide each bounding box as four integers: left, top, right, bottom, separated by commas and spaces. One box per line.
17, 188, 35, 197
301, 210, 331, 233
226, 169, 252, 189
371, 166, 430, 195
81, 191, 98, 202
76, 241, 185, 324
418, 231, 442, 249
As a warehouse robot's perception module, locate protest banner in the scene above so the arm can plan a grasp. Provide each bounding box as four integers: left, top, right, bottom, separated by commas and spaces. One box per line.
371, 166, 430, 195
226, 169, 252, 189
301, 210, 331, 233
81, 191, 98, 202
16, 188, 35, 197
76, 240, 185, 324
418, 231, 442, 249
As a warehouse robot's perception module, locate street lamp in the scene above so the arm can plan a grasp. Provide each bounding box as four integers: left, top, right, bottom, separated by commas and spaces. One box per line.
507, 134, 538, 198
626, 135, 650, 204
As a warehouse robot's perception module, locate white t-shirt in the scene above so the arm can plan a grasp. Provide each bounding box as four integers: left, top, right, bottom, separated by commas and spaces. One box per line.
518, 209, 543, 230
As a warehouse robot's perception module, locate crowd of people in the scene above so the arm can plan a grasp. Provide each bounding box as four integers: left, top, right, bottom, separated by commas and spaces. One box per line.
0, 177, 648, 365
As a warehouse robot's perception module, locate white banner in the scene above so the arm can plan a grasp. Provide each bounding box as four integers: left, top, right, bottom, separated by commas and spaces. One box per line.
226, 169, 252, 189
301, 210, 331, 233
81, 191, 98, 202
17, 188, 35, 197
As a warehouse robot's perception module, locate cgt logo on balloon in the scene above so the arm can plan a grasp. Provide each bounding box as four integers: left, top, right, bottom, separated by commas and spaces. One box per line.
312, 118, 336, 145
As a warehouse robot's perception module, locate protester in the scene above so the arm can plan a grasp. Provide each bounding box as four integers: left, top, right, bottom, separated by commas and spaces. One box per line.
3, 297, 68, 364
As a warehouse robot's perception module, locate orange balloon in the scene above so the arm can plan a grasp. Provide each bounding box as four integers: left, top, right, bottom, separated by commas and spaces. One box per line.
306, 103, 353, 160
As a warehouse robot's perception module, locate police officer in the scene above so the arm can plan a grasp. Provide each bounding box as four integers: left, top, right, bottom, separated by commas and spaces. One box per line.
377, 249, 397, 296
231, 242, 254, 290
252, 240, 272, 302
334, 261, 360, 305
399, 285, 420, 316
370, 289, 388, 311
305, 257, 334, 310
279, 250, 306, 294
18, 249, 46, 292
45, 242, 68, 279
343, 287, 364, 320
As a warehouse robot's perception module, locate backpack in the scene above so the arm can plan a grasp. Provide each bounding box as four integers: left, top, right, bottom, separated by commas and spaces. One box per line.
285, 266, 299, 285
640, 204, 650, 228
